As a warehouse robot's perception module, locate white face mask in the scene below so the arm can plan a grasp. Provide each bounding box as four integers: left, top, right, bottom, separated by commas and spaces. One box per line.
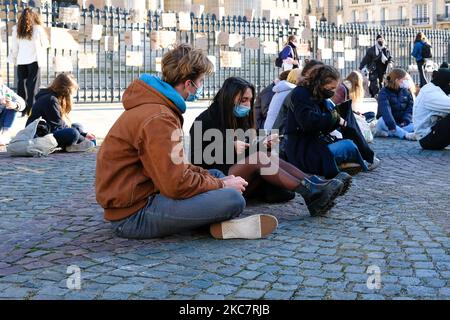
399, 79, 411, 89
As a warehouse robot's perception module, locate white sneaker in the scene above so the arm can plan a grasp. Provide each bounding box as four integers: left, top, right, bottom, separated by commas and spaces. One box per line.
66, 140, 95, 152
209, 214, 278, 240
368, 157, 381, 171
404, 132, 417, 141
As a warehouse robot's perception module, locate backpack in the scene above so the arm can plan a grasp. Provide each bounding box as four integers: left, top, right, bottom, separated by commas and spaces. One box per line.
422, 43, 432, 59
7, 117, 58, 157
275, 53, 283, 68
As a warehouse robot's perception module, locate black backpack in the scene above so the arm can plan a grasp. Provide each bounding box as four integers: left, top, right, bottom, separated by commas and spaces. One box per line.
275, 53, 283, 68
422, 43, 432, 59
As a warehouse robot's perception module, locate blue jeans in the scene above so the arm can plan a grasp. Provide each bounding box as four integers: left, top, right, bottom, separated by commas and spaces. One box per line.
328, 139, 369, 171
376, 117, 414, 139
0, 108, 17, 130
111, 169, 246, 239
52, 123, 89, 149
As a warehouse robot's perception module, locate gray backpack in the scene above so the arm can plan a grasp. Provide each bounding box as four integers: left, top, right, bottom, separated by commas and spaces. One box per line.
7, 117, 58, 157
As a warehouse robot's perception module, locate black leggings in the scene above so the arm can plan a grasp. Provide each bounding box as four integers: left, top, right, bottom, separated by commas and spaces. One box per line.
419, 114, 450, 150
17, 62, 41, 116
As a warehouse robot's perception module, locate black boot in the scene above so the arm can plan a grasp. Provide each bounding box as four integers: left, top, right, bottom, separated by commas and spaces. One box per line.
309, 172, 352, 196
295, 178, 343, 216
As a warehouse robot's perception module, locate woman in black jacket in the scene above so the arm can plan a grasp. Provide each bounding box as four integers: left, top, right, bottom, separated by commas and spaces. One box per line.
284, 65, 378, 179
26, 73, 96, 152
189, 77, 350, 216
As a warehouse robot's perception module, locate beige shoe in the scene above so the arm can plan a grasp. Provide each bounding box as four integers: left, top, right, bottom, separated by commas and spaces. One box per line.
210, 214, 278, 240
338, 162, 363, 176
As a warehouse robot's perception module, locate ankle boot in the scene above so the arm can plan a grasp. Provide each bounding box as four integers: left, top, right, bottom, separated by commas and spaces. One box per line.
309, 172, 352, 196
295, 178, 343, 216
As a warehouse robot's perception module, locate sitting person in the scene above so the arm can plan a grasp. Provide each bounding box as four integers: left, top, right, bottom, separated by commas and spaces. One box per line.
272, 59, 324, 157
284, 65, 379, 178
189, 76, 351, 217
26, 73, 96, 152
0, 75, 26, 145
264, 68, 301, 131
96, 44, 280, 241
254, 70, 290, 129
375, 68, 416, 140
332, 70, 374, 119
413, 67, 450, 150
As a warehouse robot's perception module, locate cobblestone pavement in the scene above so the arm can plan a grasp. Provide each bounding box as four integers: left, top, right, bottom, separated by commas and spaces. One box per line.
0, 138, 449, 300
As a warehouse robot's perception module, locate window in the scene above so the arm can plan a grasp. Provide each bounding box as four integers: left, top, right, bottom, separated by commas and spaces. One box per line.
351, 0, 358, 4
380, 8, 388, 22
415, 4, 428, 19
352, 10, 358, 22
446, 3, 450, 17
365, 0, 371, 3
399, 6, 406, 20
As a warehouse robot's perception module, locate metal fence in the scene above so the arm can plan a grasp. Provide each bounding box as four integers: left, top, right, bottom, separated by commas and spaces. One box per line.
1, 1, 450, 103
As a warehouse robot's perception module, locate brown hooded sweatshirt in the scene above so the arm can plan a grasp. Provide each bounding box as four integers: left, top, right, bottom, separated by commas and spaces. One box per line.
95, 79, 223, 221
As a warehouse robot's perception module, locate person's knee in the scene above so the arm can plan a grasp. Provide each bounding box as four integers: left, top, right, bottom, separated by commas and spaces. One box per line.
221, 188, 246, 219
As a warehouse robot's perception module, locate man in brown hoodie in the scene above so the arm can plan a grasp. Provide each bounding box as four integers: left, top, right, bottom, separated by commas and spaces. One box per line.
96, 44, 278, 240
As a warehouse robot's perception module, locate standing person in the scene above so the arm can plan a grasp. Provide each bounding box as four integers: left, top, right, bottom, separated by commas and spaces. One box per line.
96, 44, 278, 240
411, 32, 432, 88
359, 34, 393, 98
375, 69, 416, 140
284, 65, 378, 178
254, 70, 290, 129
0, 75, 26, 145
189, 77, 348, 216
413, 68, 450, 150
26, 73, 96, 152
279, 35, 300, 71
9, 8, 49, 117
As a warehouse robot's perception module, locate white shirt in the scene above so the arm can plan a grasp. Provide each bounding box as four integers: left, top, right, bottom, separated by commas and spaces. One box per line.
413, 83, 450, 139
10, 25, 49, 67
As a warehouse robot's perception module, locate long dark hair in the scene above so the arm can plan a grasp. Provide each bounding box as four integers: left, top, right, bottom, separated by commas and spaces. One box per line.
300, 65, 341, 100
48, 73, 78, 117
209, 77, 256, 133
17, 8, 35, 40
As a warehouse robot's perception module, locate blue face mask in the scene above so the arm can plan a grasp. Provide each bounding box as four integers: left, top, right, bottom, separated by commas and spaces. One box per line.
233, 104, 251, 118
186, 81, 203, 102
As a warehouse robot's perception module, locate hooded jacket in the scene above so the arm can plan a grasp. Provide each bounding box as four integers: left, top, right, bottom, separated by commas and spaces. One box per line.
264, 80, 296, 130
96, 75, 223, 221
26, 89, 68, 132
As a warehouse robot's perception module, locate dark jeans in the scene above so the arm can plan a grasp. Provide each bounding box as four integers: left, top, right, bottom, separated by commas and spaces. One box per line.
111, 169, 246, 239
417, 60, 428, 88
53, 123, 86, 149
419, 114, 450, 150
17, 62, 40, 116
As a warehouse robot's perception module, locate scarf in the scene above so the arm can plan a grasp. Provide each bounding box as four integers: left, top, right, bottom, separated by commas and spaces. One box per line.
375, 43, 388, 64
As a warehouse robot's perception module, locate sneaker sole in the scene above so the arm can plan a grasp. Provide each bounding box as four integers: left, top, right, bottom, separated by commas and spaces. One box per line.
308, 181, 343, 216
210, 214, 278, 240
